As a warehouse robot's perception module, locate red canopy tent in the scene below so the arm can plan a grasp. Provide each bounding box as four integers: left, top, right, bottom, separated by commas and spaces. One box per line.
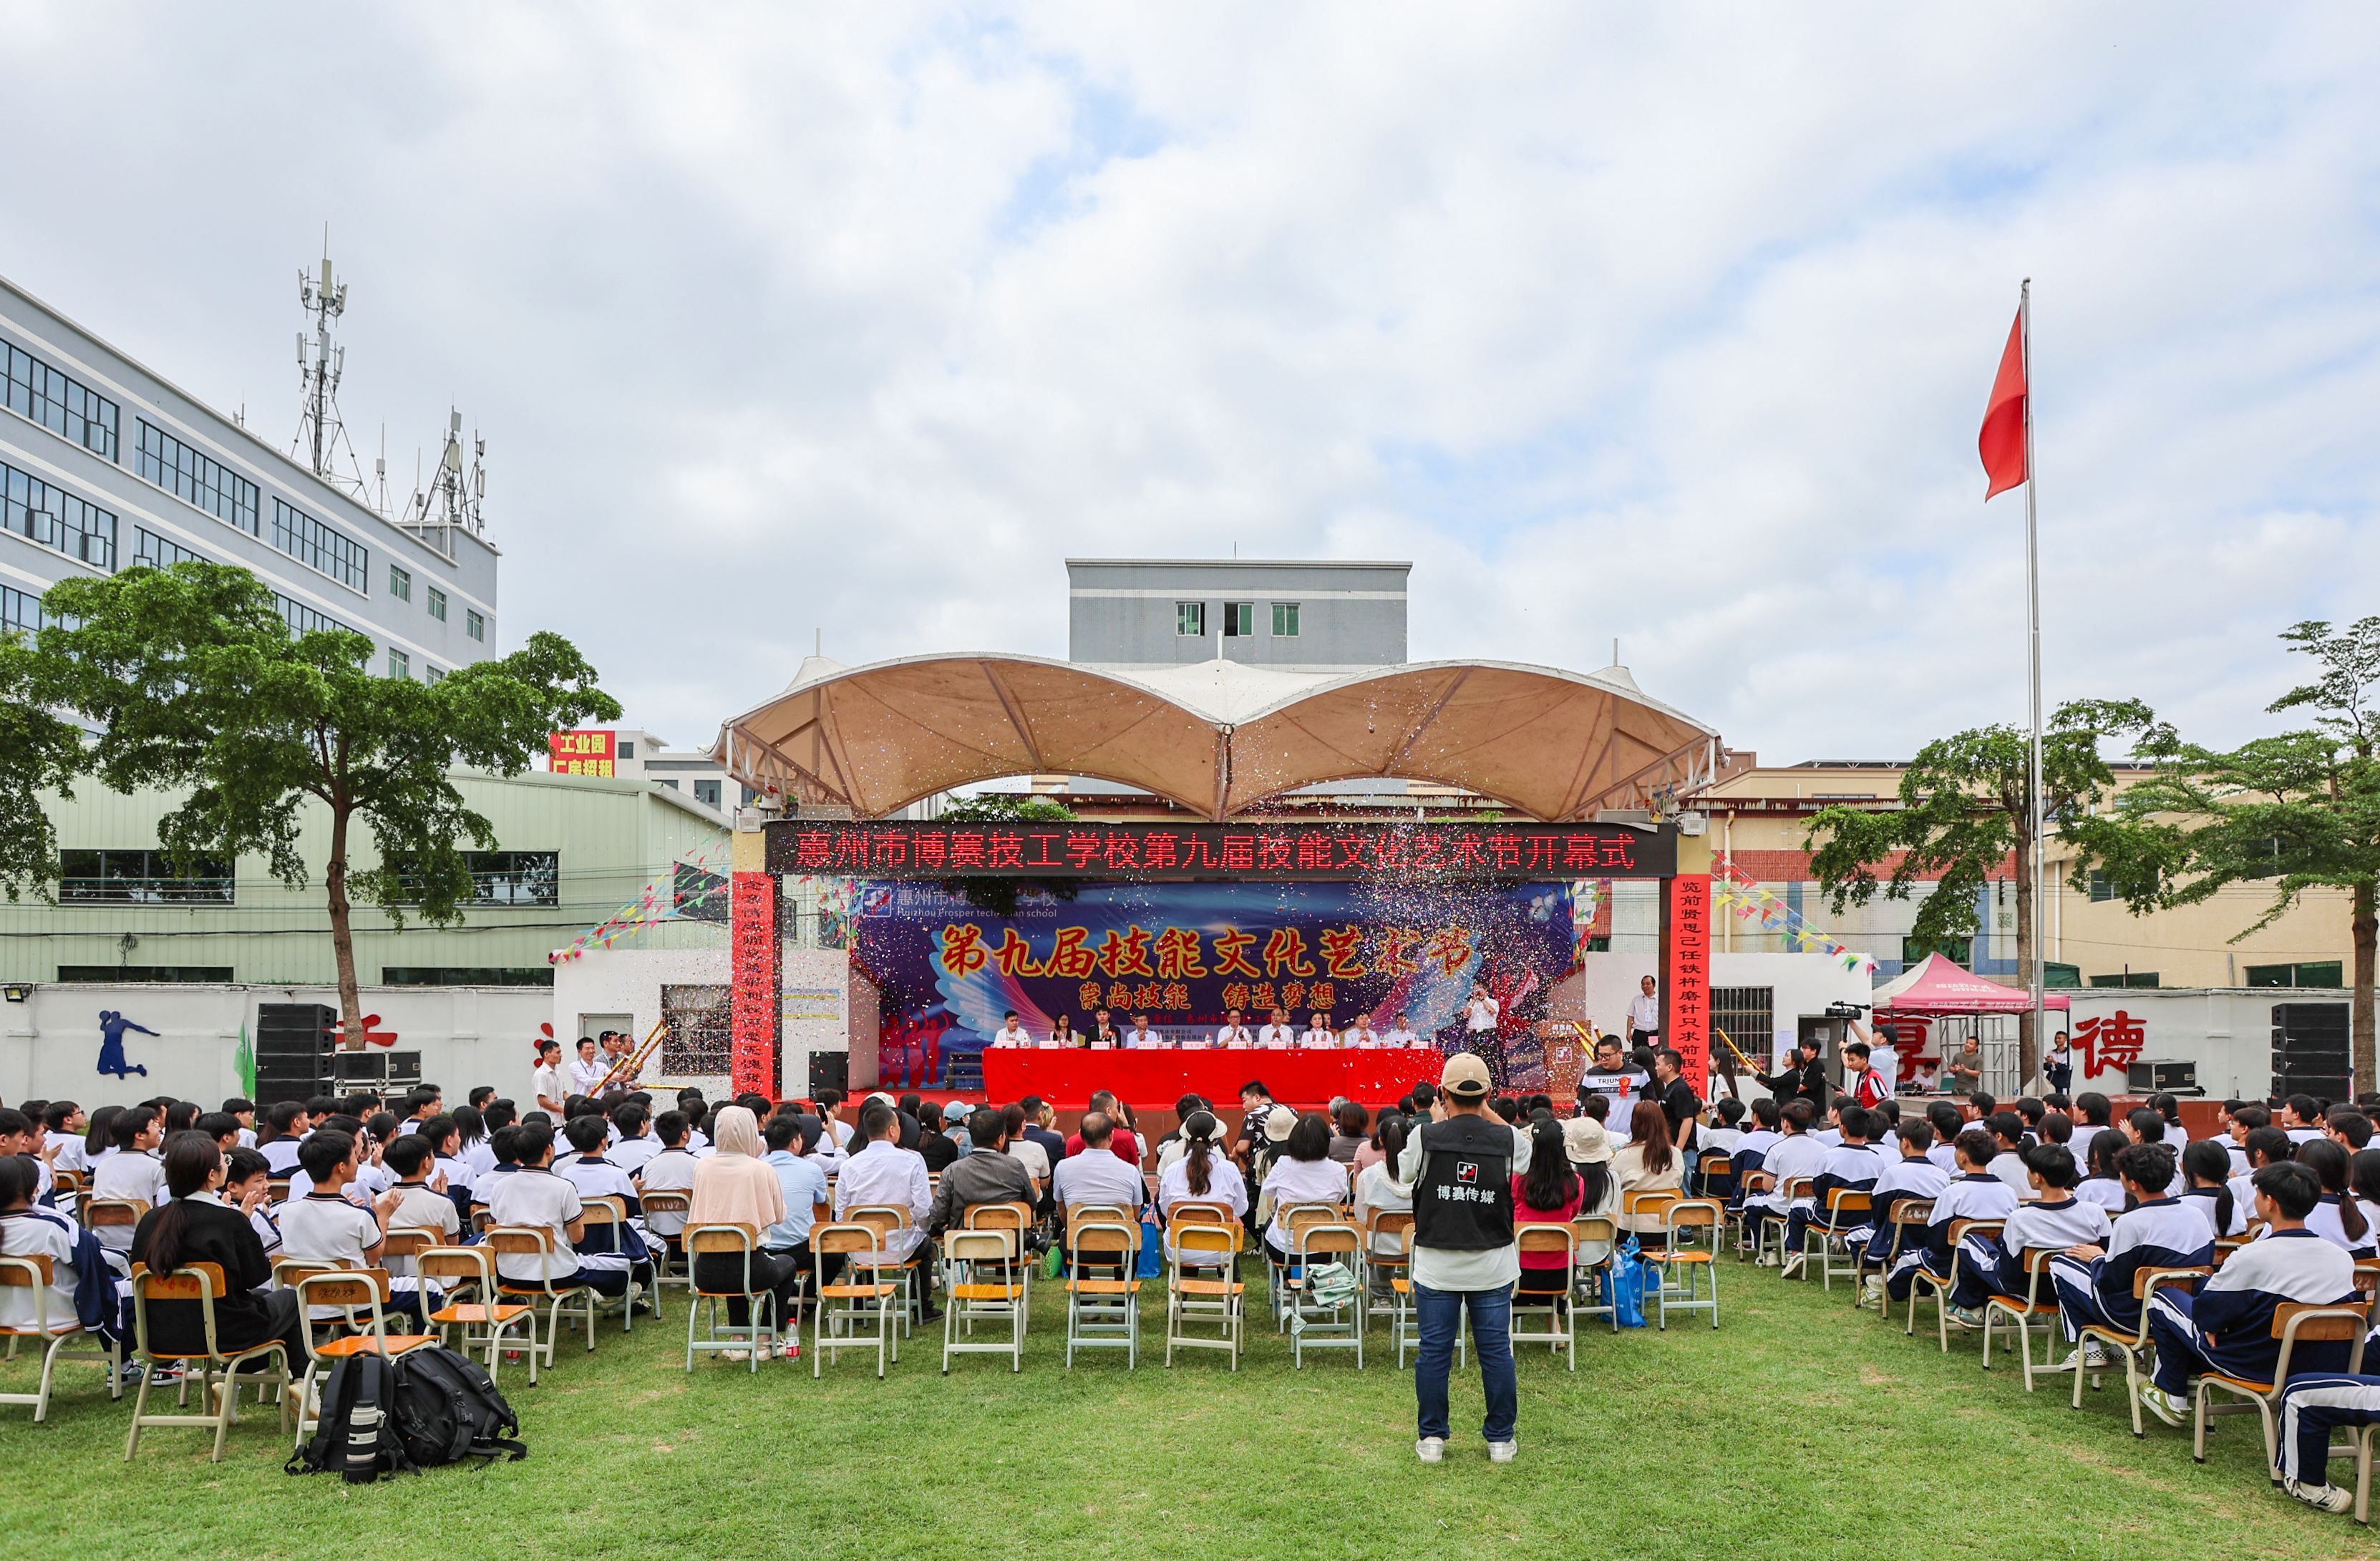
1873, 953, 2069, 1017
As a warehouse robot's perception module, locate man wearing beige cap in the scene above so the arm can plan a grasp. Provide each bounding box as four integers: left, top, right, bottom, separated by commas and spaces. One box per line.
1399, 1051, 1527, 1465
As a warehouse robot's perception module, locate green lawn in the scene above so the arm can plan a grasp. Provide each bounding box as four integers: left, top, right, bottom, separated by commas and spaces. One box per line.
4, 1260, 2377, 1561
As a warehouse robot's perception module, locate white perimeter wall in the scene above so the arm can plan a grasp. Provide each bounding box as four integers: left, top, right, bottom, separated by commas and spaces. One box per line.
549, 946, 860, 1101
2065, 987, 2347, 1102
1556, 950, 1876, 1067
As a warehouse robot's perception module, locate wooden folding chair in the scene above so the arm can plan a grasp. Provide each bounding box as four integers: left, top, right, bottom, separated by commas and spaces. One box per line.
0, 1252, 121, 1421
49, 1169, 85, 1222
577, 1195, 654, 1330
814, 1222, 900, 1378
684, 1224, 784, 1372
2071, 1265, 2207, 1436
1286, 1222, 1364, 1370
943, 1227, 1027, 1375
1907, 1218, 2003, 1353
963, 1202, 1038, 1331
291, 1269, 438, 1448
123, 1263, 291, 1462
2193, 1301, 2372, 1474
82, 1197, 145, 1258
1511, 1225, 1576, 1368
639, 1191, 692, 1290
420, 1245, 538, 1383
1860, 1200, 1933, 1318
1654, 1200, 1724, 1330
1806, 1190, 1873, 1290
1980, 1248, 2069, 1391
1694, 1149, 1736, 1203
487, 1226, 600, 1370
1165, 1221, 1245, 1369
1063, 1220, 1141, 1369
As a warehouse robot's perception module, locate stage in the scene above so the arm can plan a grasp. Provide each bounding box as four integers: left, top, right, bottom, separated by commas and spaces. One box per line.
980, 1047, 1450, 1110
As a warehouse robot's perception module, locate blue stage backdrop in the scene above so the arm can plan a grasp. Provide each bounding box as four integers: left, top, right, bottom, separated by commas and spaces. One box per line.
850, 880, 1584, 1091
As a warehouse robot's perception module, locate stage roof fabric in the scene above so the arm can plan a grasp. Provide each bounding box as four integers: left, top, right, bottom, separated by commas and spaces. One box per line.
711, 651, 1719, 822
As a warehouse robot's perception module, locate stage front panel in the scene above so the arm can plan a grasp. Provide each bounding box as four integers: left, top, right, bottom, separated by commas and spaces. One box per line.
981, 1048, 1449, 1110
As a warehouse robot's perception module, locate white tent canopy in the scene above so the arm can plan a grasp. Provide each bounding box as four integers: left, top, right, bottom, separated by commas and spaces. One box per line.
712, 651, 1719, 822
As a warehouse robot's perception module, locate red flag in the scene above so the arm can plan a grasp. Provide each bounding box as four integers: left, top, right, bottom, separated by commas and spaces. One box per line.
1978, 308, 2026, 498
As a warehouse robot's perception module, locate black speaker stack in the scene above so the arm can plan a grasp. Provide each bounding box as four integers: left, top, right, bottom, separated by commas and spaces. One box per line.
253, 1002, 338, 1104
809, 1050, 848, 1097
2271, 1002, 2352, 1103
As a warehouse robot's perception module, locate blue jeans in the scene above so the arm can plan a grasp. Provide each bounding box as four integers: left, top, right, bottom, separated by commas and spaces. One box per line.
1414, 1283, 1517, 1444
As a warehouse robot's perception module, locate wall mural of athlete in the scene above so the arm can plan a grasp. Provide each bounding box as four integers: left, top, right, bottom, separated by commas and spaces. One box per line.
96, 1010, 158, 1079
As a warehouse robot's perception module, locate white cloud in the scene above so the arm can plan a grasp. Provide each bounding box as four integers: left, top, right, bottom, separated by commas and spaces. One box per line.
1, 2, 2374, 762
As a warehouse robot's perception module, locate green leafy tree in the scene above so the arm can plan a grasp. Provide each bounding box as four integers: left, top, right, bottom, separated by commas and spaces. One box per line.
936, 792, 1078, 916
28, 561, 618, 1047
1805, 699, 2152, 1082
2065, 618, 2380, 1090
0, 630, 89, 901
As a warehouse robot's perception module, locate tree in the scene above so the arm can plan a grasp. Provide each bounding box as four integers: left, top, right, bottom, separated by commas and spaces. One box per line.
0, 630, 89, 902
28, 560, 619, 1048
936, 792, 1078, 916
1804, 699, 2152, 1084
2064, 618, 2380, 1091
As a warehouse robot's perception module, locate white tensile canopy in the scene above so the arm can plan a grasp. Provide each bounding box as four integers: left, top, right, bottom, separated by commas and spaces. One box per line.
711, 651, 1719, 822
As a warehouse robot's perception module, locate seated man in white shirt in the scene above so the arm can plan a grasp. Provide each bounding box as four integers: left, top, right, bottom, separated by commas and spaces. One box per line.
1300, 1011, 1339, 1048
1053, 1112, 1147, 1275
989, 1012, 1032, 1048
1122, 1012, 1160, 1049
1213, 1009, 1253, 1049
832, 1101, 938, 1321
1382, 1011, 1422, 1047
1341, 1012, 1381, 1048
1255, 1008, 1297, 1049
378, 1135, 463, 1278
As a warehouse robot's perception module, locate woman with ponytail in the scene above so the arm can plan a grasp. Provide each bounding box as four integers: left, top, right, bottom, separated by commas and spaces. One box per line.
2297, 1137, 2372, 1257
2179, 1137, 2240, 1238
128, 1132, 308, 1363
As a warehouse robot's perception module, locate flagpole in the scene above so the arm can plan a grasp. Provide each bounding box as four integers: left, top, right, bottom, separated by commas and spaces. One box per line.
2021, 277, 2046, 1084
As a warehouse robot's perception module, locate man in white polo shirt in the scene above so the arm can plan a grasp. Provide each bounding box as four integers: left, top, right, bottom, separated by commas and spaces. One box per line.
1255, 1008, 1297, 1049
1215, 1010, 1253, 1049
989, 1011, 1031, 1047
1124, 1012, 1159, 1049
1342, 1012, 1381, 1048
1383, 1011, 1422, 1047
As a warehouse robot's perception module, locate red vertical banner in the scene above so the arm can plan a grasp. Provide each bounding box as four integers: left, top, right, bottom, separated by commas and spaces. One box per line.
1662, 872, 1711, 1086
729, 872, 779, 1098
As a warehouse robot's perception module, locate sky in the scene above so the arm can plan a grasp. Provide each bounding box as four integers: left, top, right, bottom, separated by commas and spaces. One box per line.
1, 3, 2374, 766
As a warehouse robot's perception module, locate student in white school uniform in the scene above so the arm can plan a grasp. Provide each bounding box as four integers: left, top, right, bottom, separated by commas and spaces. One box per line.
2178, 1138, 2247, 1239
1299, 1011, 1339, 1049
1859, 1121, 1953, 1308
1779, 1105, 1890, 1277
1982, 1114, 2034, 1200
2047, 1141, 2214, 1371
1215, 1010, 1253, 1049
1888, 1129, 2018, 1310
2280, 1094, 2326, 1147
379, 1136, 462, 1274
279, 1128, 435, 1321
2296, 1138, 2376, 1259
256, 1102, 309, 1176
220, 1148, 284, 1263
0, 1157, 112, 1347
557, 1114, 646, 1227
222, 1098, 258, 1150
1970, 1144, 2110, 1317
484, 1124, 633, 1298
607, 1102, 661, 1176
633, 1111, 701, 1253
89, 1108, 168, 1268
1255, 1009, 1298, 1049
1746, 1101, 1828, 1264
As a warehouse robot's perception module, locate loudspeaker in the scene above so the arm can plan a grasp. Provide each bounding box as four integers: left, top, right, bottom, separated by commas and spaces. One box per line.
255, 1003, 338, 1101
809, 1050, 848, 1096
2127, 1059, 2198, 1094
2271, 1003, 2353, 1102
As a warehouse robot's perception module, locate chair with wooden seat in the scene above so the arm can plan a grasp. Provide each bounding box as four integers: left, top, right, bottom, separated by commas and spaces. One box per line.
964, 1201, 1039, 1330
291, 1268, 438, 1448
1804, 1190, 1873, 1290
1276, 1203, 1351, 1329
123, 1263, 292, 1462
2192, 1301, 2371, 1474
419, 1245, 538, 1383
1572, 1215, 1621, 1333
576, 1195, 654, 1331
1286, 1220, 1364, 1370
1694, 1149, 1737, 1204
266, 1177, 293, 1207
683, 1224, 784, 1373
815, 1222, 900, 1378
48, 1169, 84, 1222
1165, 1220, 1245, 1369
2071, 1265, 2207, 1436
1752, 1177, 1813, 1266
1907, 1218, 2003, 1353
82, 1197, 145, 1258
639, 1192, 693, 1290
1980, 1247, 2071, 1391
850, 1205, 927, 1333
943, 1227, 1027, 1375
1510, 1225, 1576, 1367
486, 1226, 600, 1371
1653, 1200, 1724, 1330
1362, 1210, 1415, 1326
1063, 1220, 1142, 1368
1731, 1171, 1774, 1260
0, 1252, 121, 1422
1861, 1200, 1933, 1318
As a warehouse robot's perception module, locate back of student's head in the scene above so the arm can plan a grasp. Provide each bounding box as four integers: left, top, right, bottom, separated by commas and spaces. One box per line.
2331, 1111, 2374, 1150
220, 1095, 256, 1117
2114, 1142, 2175, 1194
1954, 1129, 1997, 1169
612, 1102, 649, 1137
1582, 1094, 1609, 1124
2022, 1143, 2079, 1190
306, 1094, 341, 1120
2043, 1092, 2071, 1114
1782, 1100, 1815, 1134
2253, 1159, 2323, 1222
762, 1114, 800, 1153
297, 1128, 355, 1185
162, 1100, 200, 1136
2085, 1128, 2128, 1180
1749, 1097, 1781, 1131
490, 1125, 522, 1166
1897, 1120, 1935, 1153
1925, 1102, 1962, 1142
42, 1100, 79, 1134
2181, 1137, 2231, 1190
2243, 1124, 2293, 1169
1715, 1096, 1747, 1126
2353, 1147, 2380, 1208
564, 1114, 607, 1155
513, 1125, 555, 1165
112, 1105, 157, 1151
1286, 1112, 1331, 1164
482, 1101, 518, 1133
194, 1111, 239, 1143
1335, 1101, 1369, 1137
1987, 1111, 2025, 1147
654, 1110, 689, 1147
384, 1134, 433, 1180
1490, 1097, 1520, 1124
1969, 1091, 1996, 1119
1838, 1106, 1872, 1141
0, 1153, 34, 1210
2125, 1107, 2165, 1143
2037, 1112, 2072, 1145
858, 1102, 897, 1143
415, 1114, 456, 1154
2075, 1091, 2111, 1126
2289, 1092, 2321, 1123
2014, 1096, 2046, 1127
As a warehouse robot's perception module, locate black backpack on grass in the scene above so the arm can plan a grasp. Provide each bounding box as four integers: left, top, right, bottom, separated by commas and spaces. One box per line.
288, 1346, 525, 1482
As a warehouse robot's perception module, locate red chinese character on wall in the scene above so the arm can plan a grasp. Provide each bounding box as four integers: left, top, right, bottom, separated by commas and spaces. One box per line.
914, 831, 948, 869
1045, 927, 1097, 979
1308, 981, 1334, 1011
1319, 925, 1367, 978
1161, 982, 1191, 1010
2074, 1011, 2147, 1078
1563, 838, 1598, 870
1103, 835, 1140, 870
939, 923, 989, 978
1601, 840, 1636, 868
990, 928, 1042, 977
1095, 925, 1156, 978
1154, 926, 1208, 978
1261, 927, 1315, 978
1220, 835, 1255, 870
1067, 832, 1103, 869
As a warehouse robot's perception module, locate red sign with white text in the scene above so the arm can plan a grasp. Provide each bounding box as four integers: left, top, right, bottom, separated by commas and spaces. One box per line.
1661, 872, 1711, 1086
550, 729, 616, 778
729, 872, 779, 1096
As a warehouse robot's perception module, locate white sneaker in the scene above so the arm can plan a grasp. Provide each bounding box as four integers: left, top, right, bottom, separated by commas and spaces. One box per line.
2138, 1383, 2189, 1429
1861, 1276, 1884, 1302
1945, 1305, 1986, 1329
1487, 1439, 1517, 1464
1778, 1253, 1806, 1280
1416, 1437, 1446, 1464
1756, 1252, 1779, 1268
2288, 1479, 2354, 1514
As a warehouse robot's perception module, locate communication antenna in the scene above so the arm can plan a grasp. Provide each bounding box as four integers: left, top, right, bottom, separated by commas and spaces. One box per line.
291, 230, 378, 508
402, 406, 487, 557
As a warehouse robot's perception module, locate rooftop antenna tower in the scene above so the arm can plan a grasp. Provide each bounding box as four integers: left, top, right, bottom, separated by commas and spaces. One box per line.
292, 230, 374, 506
403, 407, 487, 558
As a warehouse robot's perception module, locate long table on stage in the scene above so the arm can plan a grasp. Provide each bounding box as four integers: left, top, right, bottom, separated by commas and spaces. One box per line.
979, 1047, 1447, 1110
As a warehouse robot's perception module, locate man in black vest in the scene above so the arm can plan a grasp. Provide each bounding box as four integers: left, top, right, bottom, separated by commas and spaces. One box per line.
1398, 1052, 1525, 1464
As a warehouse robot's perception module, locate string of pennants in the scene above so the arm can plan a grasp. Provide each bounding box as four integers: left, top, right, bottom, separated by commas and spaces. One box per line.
1711, 860, 1876, 975
549, 832, 734, 965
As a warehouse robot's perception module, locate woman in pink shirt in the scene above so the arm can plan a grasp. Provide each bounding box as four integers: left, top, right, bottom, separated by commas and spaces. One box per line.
1511, 1117, 1582, 1312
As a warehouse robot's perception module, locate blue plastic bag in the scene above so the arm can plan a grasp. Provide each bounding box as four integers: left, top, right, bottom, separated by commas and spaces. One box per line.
1609, 1237, 1650, 1328
1138, 1217, 1162, 1279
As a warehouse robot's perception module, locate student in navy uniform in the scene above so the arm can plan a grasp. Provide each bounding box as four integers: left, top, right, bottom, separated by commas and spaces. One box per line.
1861, 1120, 1951, 1308
2294, 1138, 2375, 1259
1975, 1144, 2109, 1311
2047, 1142, 2211, 1367
2178, 1138, 2245, 1240
2275, 1373, 2380, 1513
1779, 1106, 1890, 1279
1745, 1101, 1827, 1265
2139, 1160, 2360, 1429
0, 1155, 116, 1351
256, 1102, 309, 1176
1895, 1129, 2017, 1313
2223, 1105, 2270, 1175
2076, 1130, 2129, 1217
1726, 1097, 1782, 1207
1981, 1113, 2033, 1200
2228, 1126, 2293, 1229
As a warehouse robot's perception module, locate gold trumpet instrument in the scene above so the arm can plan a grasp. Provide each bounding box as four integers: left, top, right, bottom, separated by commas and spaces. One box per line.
1713, 1024, 1759, 1074
591, 1018, 668, 1096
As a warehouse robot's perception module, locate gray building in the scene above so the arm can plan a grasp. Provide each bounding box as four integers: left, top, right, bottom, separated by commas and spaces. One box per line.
0, 272, 496, 681
1066, 558, 1408, 673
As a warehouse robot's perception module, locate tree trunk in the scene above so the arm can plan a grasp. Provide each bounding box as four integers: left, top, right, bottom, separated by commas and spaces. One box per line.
2356, 877, 2376, 1097
325, 804, 365, 1051
2014, 838, 2037, 1089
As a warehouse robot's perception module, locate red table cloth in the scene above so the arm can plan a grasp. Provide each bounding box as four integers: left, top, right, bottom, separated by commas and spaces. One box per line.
980, 1047, 1449, 1110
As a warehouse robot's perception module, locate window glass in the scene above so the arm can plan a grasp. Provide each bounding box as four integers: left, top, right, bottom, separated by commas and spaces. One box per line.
1222, 602, 1253, 636
1175, 601, 1205, 636
390, 565, 411, 600
1271, 602, 1300, 636
466, 609, 485, 641
388, 648, 409, 679
2, 341, 119, 458
1, 459, 116, 569
427, 586, 446, 621
135, 421, 258, 534
58, 848, 233, 904
271, 498, 368, 590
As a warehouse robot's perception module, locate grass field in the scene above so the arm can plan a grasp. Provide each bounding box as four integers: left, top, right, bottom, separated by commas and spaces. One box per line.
5, 1258, 2379, 1561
